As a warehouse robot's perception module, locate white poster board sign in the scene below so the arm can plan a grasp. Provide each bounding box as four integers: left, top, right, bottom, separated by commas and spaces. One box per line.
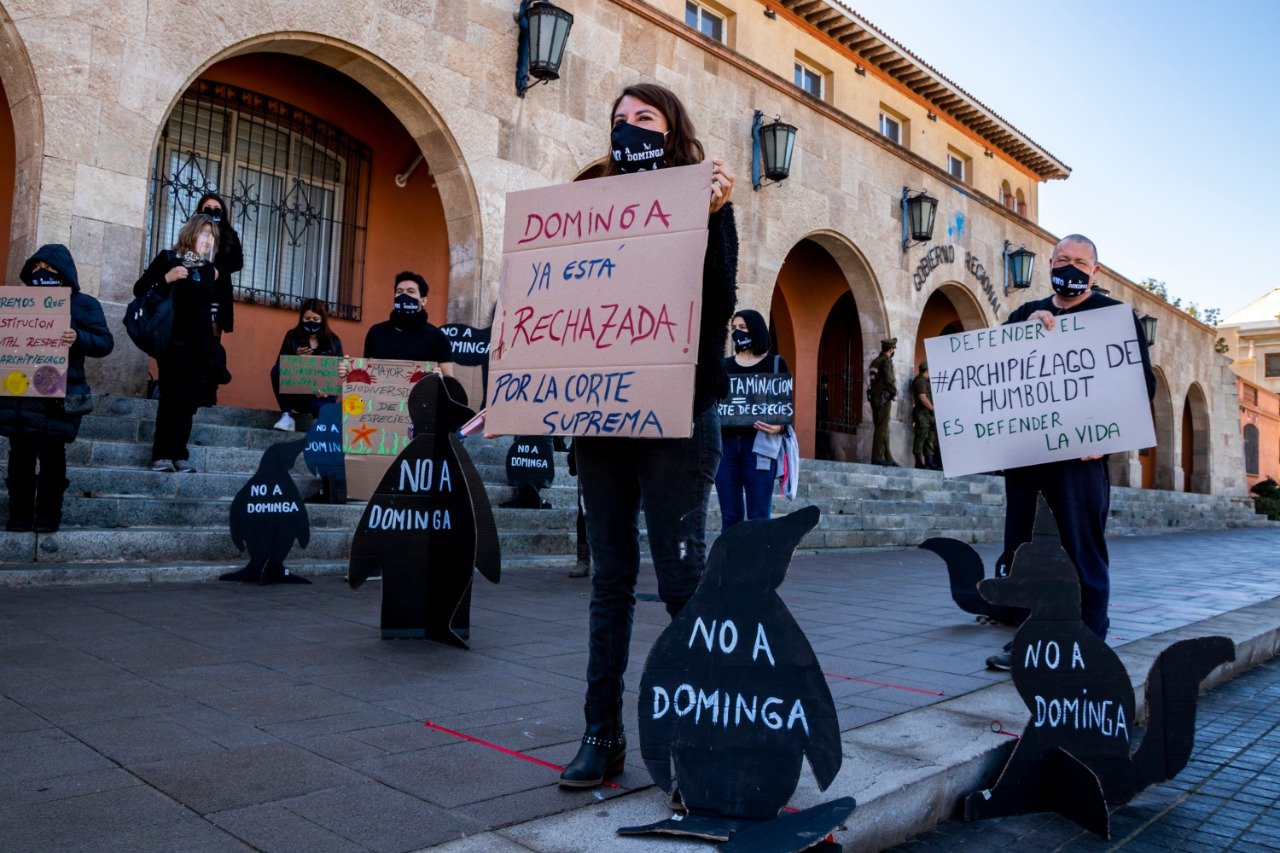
924, 303, 1155, 477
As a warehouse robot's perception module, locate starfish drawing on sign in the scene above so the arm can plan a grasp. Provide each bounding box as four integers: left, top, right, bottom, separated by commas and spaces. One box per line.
961, 497, 1235, 839
348, 423, 377, 449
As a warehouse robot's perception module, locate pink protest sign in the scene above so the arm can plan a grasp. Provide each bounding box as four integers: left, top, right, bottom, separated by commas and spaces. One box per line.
0, 286, 71, 398
488, 162, 712, 438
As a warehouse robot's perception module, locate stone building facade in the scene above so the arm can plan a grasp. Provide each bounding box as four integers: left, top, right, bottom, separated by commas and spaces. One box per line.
0, 0, 1244, 495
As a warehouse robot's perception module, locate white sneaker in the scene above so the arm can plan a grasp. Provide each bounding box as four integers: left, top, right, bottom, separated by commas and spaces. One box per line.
273, 413, 296, 431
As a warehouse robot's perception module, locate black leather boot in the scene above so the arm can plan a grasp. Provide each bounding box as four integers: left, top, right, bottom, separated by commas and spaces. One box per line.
4, 476, 35, 532
33, 478, 69, 534
559, 705, 626, 788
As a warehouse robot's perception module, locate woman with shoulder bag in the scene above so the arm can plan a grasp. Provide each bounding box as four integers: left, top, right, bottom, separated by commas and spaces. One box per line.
0, 245, 114, 532
133, 214, 221, 473
714, 309, 788, 531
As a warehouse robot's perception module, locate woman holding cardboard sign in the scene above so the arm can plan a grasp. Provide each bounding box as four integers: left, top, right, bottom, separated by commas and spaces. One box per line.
271, 300, 345, 431
714, 309, 789, 531
559, 83, 738, 790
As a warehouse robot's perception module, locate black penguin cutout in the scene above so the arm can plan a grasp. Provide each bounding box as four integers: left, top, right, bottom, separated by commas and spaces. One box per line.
619, 507, 847, 843
303, 402, 346, 503
918, 538, 1024, 626
505, 436, 555, 489
962, 497, 1235, 839
220, 438, 311, 585
347, 374, 500, 647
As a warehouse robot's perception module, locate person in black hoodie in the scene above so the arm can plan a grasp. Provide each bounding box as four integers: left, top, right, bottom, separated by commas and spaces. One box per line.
0, 245, 114, 532
558, 82, 737, 790
133, 214, 222, 473
195, 192, 243, 337
984, 234, 1156, 673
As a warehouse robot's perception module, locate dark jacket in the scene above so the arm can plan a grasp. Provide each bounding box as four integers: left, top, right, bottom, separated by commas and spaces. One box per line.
694, 202, 739, 415
279, 329, 344, 358
134, 250, 227, 407
0, 245, 114, 441
363, 315, 451, 363
200, 192, 243, 334
1006, 291, 1156, 400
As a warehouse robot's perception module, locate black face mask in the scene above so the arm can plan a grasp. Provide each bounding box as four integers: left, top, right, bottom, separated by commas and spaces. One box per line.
301, 321, 322, 335
731, 330, 753, 353
201, 207, 223, 224
611, 122, 666, 174
1050, 264, 1092, 299
29, 271, 62, 288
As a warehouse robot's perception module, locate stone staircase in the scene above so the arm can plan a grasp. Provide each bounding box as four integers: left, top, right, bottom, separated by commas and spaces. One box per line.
0, 395, 1271, 584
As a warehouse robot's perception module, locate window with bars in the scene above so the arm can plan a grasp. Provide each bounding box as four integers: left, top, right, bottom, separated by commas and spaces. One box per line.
147, 80, 372, 320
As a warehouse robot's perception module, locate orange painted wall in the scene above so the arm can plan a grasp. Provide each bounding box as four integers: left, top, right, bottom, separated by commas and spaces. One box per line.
913, 290, 963, 368
0, 79, 15, 275
193, 54, 449, 411
1239, 378, 1280, 490
770, 240, 858, 458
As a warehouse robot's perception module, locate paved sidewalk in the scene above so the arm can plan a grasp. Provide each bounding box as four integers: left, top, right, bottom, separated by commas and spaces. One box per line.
892, 657, 1280, 851
0, 527, 1277, 850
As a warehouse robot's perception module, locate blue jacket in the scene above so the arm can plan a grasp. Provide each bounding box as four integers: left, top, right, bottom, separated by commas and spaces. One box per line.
0, 244, 114, 441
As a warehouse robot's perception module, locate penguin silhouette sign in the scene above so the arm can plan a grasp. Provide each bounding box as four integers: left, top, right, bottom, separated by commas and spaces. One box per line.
303, 402, 346, 503
221, 439, 311, 585
620, 507, 851, 845
348, 375, 500, 647
962, 498, 1235, 838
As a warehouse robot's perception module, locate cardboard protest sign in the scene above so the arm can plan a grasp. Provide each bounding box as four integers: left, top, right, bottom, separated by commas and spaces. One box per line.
961, 497, 1236, 839
220, 439, 311, 585
439, 324, 491, 367
924, 304, 1155, 477
347, 375, 500, 647
620, 506, 843, 842
0, 286, 72, 398
488, 162, 712, 439
303, 403, 346, 503
718, 372, 795, 428
278, 355, 344, 395
341, 358, 431, 500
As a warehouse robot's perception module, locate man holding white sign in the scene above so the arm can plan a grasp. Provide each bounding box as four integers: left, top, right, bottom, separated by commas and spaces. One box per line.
928, 235, 1154, 670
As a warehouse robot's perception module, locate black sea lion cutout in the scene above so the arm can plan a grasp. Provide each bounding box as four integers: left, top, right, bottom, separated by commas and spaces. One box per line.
220, 438, 311, 585
962, 497, 1235, 839
619, 506, 853, 847
918, 538, 1024, 626
347, 374, 500, 648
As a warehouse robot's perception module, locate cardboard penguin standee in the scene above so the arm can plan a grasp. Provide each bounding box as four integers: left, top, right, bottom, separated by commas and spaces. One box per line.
918, 538, 1024, 626
303, 402, 346, 503
501, 436, 554, 509
961, 497, 1235, 839
619, 506, 852, 846
220, 438, 311, 585
347, 374, 500, 648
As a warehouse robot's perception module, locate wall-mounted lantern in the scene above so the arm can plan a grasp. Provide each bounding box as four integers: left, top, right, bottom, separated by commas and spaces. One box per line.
1140, 314, 1157, 347
901, 187, 938, 253
516, 0, 574, 98
1003, 240, 1035, 294
752, 111, 797, 190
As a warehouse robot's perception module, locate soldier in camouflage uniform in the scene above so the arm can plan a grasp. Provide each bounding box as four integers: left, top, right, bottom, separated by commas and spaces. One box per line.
912, 361, 939, 469
867, 338, 897, 466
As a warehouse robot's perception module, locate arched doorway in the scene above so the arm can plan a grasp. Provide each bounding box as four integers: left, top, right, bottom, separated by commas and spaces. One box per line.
769, 234, 886, 461
146, 42, 479, 410
0, 8, 42, 281
1147, 366, 1175, 490
913, 282, 988, 367
1182, 383, 1212, 493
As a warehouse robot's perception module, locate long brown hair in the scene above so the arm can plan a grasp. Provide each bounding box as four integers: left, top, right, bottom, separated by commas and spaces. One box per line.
605, 83, 705, 177
173, 214, 220, 256
292, 298, 337, 354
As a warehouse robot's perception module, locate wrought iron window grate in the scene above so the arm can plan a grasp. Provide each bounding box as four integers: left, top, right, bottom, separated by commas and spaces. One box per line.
147, 79, 372, 320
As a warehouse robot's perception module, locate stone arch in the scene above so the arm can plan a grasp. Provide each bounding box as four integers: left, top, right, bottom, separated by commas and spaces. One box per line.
913, 280, 988, 367
0, 5, 43, 281
146, 33, 482, 323
1182, 381, 1212, 494
769, 230, 887, 460
1150, 365, 1176, 490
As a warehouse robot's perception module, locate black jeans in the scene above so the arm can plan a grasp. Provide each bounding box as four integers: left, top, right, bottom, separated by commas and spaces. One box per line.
574, 406, 722, 713
153, 345, 199, 462
7, 435, 67, 493
1003, 458, 1111, 639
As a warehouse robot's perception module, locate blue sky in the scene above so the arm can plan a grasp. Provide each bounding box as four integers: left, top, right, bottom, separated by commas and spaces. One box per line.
849, 0, 1280, 319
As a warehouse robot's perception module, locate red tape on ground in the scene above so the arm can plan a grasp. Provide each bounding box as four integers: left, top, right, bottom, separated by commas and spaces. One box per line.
824, 673, 945, 696
424, 720, 622, 789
